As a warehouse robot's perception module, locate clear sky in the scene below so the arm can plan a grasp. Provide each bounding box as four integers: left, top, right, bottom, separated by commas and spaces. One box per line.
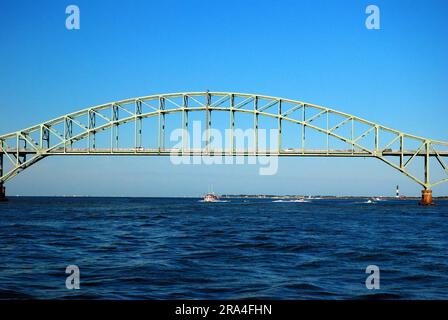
1, 0, 447, 197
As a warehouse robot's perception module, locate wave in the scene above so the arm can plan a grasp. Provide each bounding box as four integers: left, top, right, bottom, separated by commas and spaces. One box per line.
355, 200, 376, 204
0, 289, 35, 299
285, 283, 326, 291
354, 293, 404, 300
272, 199, 311, 203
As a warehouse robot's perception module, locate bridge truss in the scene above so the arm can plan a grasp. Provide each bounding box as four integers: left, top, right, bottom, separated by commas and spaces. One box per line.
1, 92, 447, 202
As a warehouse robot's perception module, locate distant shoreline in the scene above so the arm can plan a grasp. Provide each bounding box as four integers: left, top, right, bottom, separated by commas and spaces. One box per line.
4, 195, 448, 200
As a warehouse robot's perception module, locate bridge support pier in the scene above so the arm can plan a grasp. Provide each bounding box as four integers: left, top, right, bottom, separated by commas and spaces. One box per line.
0, 184, 6, 202
419, 189, 434, 206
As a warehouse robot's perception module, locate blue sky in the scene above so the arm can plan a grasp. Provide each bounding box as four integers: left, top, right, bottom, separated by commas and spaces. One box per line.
0, 0, 447, 196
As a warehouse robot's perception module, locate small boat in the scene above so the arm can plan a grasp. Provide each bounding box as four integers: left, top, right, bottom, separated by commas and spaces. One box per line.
203, 192, 219, 202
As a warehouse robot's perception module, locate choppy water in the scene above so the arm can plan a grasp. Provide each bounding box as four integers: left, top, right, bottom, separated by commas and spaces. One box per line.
0, 197, 447, 299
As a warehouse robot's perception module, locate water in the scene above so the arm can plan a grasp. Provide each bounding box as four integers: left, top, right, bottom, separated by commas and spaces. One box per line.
0, 197, 447, 299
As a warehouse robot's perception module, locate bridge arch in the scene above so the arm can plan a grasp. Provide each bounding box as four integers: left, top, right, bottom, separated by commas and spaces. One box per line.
1, 92, 447, 202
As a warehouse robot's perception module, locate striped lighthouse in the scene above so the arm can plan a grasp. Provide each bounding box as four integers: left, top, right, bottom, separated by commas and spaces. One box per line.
396, 185, 400, 198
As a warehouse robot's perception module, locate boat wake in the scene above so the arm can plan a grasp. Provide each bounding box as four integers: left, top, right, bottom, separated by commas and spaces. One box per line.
272, 199, 311, 203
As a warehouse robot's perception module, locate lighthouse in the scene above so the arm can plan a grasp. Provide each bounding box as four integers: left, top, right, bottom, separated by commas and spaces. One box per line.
396, 185, 400, 198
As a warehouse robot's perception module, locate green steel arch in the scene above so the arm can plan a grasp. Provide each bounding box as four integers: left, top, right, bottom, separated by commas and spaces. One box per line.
1, 92, 447, 198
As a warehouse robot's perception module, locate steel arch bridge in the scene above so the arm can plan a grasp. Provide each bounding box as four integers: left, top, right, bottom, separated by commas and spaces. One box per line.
1, 91, 447, 203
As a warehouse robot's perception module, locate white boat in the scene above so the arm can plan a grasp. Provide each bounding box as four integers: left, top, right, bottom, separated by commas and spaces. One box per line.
203, 192, 219, 202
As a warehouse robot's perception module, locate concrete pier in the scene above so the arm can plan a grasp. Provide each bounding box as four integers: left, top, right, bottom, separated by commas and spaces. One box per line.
419, 189, 434, 206
0, 184, 6, 202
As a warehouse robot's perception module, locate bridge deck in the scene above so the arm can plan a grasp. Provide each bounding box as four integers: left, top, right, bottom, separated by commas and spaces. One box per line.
3, 148, 447, 157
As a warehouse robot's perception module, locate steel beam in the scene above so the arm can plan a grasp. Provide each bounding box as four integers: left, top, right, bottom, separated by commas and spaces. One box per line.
0, 91, 447, 195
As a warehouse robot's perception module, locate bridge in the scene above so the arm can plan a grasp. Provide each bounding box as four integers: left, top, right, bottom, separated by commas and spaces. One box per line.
1, 91, 447, 205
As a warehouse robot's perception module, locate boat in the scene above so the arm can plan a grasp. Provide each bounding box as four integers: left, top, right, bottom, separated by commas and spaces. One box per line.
203, 192, 219, 202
